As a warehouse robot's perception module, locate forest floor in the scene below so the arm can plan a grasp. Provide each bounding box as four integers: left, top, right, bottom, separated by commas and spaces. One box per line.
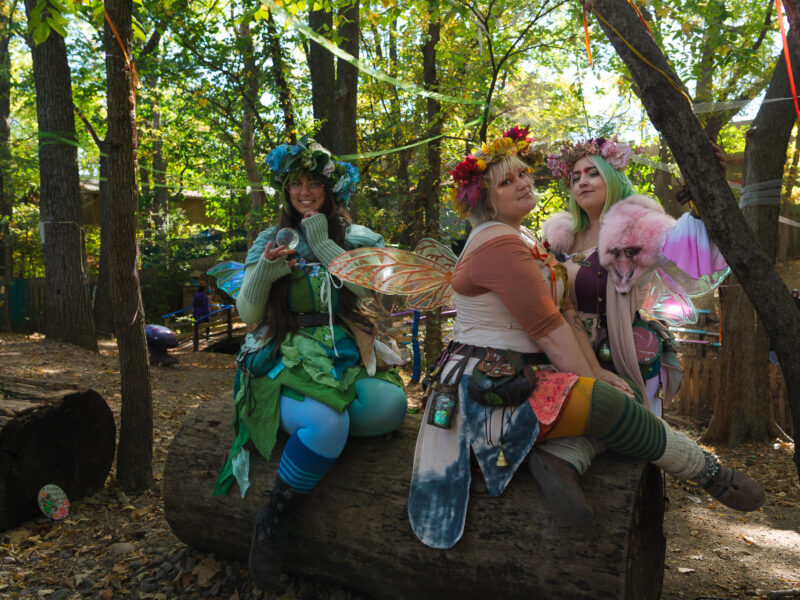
0, 332, 799, 600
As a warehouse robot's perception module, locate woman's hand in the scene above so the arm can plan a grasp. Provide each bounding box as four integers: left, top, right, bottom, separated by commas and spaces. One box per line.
301, 209, 320, 222
594, 369, 634, 397
263, 240, 297, 268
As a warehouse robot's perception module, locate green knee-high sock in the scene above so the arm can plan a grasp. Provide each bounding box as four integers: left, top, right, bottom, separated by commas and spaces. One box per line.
584, 380, 666, 460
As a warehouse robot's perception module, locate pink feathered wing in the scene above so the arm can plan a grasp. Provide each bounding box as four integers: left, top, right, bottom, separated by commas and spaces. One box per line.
598, 195, 675, 294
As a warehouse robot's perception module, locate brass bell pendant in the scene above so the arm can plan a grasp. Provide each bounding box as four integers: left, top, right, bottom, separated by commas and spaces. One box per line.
496, 447, 509, 467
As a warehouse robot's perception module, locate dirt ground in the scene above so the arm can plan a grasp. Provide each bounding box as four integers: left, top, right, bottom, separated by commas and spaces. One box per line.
0, 333, 799, 600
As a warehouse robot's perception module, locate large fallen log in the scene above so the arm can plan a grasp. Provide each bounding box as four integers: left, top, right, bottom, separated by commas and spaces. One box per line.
164, 394, 665, 600
0, 377, 116, 531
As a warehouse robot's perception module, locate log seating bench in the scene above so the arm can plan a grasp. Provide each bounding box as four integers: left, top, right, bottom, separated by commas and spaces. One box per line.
0, 377, 115, 531
163, 393, 666, 599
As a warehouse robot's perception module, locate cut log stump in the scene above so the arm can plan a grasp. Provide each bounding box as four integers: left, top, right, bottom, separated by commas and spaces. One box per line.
164, 394, 665, 600
0, 377, 116, 531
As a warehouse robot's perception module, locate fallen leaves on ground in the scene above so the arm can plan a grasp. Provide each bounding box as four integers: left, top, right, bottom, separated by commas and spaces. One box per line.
0, 332, 798, 600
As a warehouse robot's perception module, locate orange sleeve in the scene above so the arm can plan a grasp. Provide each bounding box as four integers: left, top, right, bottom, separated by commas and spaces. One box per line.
455, 235, 566, 339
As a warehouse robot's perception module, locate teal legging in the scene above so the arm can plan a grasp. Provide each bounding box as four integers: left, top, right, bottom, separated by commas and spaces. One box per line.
349, 378, 407, 436
280, 378, 407, 458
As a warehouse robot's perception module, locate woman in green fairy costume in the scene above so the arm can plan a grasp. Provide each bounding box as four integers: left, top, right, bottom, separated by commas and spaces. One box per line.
215, 136, 407, 589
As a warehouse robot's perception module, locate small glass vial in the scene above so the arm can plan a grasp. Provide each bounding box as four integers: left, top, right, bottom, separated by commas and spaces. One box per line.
427, 387, 457, 429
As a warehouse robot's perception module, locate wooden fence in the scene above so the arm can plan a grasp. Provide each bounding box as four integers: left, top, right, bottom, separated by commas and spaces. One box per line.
668, 358, 792, 434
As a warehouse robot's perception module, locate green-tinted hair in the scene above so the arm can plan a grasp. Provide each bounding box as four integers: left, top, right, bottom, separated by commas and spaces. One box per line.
568, 155, 636, 232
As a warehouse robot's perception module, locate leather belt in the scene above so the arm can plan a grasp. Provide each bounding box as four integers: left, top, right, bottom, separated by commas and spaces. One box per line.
448, 342, 550, 365
294, 312, 337, 328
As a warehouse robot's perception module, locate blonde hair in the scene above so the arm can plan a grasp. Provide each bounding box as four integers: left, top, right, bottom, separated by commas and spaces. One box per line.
468, 154, 534, 226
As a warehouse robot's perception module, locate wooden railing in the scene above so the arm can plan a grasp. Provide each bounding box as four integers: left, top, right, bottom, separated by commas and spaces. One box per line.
161, 304, 241, 351
668, 357, 792, 434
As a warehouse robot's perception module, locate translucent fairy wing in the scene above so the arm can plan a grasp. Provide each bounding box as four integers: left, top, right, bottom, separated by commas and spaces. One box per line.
414, 238, 457, 270
329, 247, 453, 307
656, 263, 730, 297
207, 261, 245, 300
640, 273, 699, 326
406, 281, 456, 311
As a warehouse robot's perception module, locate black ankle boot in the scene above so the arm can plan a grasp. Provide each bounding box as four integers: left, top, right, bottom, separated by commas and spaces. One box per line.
528, 449, 594, 528
248, 478, 300, 590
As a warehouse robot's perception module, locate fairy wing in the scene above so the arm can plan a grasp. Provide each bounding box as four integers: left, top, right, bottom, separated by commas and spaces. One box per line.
414, 238, 457, 269
640, 272, 698, 327
328, 245, 455, 310
406, 239, 457, 310
207, 261, 245, 300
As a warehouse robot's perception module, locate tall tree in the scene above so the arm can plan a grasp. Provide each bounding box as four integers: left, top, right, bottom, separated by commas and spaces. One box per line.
23, 0, 96, 350
591, 0, 800, 479
703, 32, 800, 445
0, 1, 15, 331
237, 18, 267, 243
306, 0, 360, 156
420, 0, 443, 366
105, 0, 154, 491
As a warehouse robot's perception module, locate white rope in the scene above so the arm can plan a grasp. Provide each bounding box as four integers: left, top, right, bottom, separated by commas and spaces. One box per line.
320, 267, 343, 357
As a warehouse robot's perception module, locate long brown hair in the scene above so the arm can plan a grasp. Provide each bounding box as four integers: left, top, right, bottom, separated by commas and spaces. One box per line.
264, 176, 376, 348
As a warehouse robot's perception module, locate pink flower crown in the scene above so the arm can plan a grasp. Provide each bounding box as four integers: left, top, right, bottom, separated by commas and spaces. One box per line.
547, 136, 636, 180
450, 126, 538, 217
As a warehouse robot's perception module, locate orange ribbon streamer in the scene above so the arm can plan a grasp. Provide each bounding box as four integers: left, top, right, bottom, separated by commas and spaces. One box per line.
777, 0, 800, 127
582, 0, 651, 67
104, 10, 140, 160
583, 5, 593, 67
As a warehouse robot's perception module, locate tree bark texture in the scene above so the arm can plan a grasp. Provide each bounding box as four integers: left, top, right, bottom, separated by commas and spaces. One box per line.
265, 10, 296, 144
307, 9, 335, 149
164, 395, 665, 600
237, 21, 267, 244
592, 0, 800, 479
420, 0, 443, 368
0, 377, 115, 531
93, 148, 115, 336
23, 0, 96, 351
104, 0, 154, 491
0, 4, 13, 331
333, 1, 359, 157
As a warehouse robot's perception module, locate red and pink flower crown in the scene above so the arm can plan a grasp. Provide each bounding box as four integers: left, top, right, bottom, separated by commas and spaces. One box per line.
450, 126, 537, 217
547, 136, 636, 180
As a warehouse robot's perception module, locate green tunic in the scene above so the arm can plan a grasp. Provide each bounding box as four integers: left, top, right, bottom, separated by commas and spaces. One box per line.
214, 224, 403, 496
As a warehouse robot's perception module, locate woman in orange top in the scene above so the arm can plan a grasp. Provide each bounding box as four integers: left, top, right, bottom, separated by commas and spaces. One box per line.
407, 127, 763, 549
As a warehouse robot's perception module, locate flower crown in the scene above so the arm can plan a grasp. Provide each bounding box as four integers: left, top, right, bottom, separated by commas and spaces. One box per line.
265, 135, 359, 205
547, 136, 635, 180
450, 126, 538, 216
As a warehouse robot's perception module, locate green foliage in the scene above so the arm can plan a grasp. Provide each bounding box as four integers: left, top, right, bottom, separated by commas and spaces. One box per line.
7, 0, 779, 285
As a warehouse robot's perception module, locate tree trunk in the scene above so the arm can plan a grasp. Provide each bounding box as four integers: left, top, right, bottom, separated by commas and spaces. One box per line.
152, 102, 168, 223
104, 0, 154, 492
0, 3, 13, 332
333, 0, 359, 156
0, 377, 115, 531
24, 0, 97, 351
307, 9, 335, 149
592, 0, 800, 479
238, 20, 267, 245
94, 148, 115, 336
420, 0, 443, 368
705, 30, 800, 445
265, 10, 296, 144
164, 395, 665, 600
